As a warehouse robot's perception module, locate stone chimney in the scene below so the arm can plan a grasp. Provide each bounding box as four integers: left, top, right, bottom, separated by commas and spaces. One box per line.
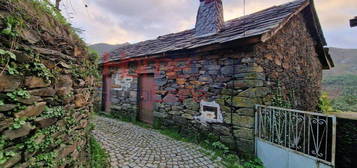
195, 0, 224, 36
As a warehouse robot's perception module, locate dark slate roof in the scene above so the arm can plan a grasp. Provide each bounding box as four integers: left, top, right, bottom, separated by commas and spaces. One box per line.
105, 0, 309, 63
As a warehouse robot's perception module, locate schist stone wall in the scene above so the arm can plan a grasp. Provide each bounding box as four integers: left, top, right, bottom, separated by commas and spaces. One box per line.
255, 13, 323, 111
108, 13, 322, 154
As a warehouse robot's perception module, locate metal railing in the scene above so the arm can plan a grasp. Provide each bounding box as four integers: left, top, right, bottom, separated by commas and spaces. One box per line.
255, 105, 336, 166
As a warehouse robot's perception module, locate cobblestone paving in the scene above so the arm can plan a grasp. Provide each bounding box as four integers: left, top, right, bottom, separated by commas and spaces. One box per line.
92, 116, 223, 168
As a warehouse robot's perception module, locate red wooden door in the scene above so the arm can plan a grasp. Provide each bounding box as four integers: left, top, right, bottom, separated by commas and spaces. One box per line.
139, 74, 155, 124
102, 74, 112, 113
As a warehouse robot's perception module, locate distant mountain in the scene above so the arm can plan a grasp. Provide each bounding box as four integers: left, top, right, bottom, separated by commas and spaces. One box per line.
323, 47, 357, 76
89, 43, 129, 56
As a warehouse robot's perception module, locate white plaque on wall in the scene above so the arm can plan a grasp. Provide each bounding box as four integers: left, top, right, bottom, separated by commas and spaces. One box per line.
194, 100, 223, 124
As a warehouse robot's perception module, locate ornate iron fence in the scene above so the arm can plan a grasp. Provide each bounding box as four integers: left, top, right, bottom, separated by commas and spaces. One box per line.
255, 105, 336, 166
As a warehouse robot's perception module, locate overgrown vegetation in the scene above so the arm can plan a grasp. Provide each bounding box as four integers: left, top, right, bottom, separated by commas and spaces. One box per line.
10, 118, 27, 129
318, 92, 335, 113
0, 49, 54, 82
29, 152, 58, 168
29, 0, 69, 27
6, 89, 30, 100
0, 89, 31, 115
0, 0, 98, 167
0, 150, 16, 165
0, 135, 17, 165
1, 16, 21, 37
0, 48, 17, 75
272, 82, 294, 109
97, 112, 263, 168
89, 135, 109, 168
322, 74, 357, 112
40, 106, 65, 119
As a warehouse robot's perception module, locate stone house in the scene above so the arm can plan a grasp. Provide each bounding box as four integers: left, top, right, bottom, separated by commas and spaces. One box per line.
101, 0, 333, 153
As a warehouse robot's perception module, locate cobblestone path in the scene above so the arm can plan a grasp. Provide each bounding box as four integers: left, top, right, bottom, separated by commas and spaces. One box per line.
92, 116, 223, 168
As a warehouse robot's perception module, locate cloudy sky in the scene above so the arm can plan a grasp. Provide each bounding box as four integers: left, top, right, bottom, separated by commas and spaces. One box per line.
55, 0, 356, 48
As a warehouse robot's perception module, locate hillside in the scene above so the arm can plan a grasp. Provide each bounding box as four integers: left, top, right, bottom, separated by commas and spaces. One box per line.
89, 43, 129, 56
322, 47, 357, 112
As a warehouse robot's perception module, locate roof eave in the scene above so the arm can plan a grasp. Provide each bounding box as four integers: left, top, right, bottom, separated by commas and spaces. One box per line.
308, 0, 332, 69
323, 47, 335, 69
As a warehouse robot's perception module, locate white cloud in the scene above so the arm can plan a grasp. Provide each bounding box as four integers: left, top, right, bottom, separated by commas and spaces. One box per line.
57, 0, 357, 48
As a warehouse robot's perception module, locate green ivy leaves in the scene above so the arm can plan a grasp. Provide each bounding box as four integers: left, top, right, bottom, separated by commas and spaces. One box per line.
0, 135, 16, 165
0, 151, 16, 165
1, 16, 19, 38
0, 47, 54, 80
29, 151, 58, 168
6, 63, 19, 75
0, 49, 18, 75
10, 118, 26, 130
0, 136, 5, 150
41, 106, 65, 119
33, 62, 53, 82
6, 89, 31, 101
0, 49, 16, 60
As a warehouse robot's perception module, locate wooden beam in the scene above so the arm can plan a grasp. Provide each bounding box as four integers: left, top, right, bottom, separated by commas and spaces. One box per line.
350, 17, 357, 27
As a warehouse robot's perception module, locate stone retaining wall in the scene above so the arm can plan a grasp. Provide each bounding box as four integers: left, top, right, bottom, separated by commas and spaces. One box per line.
0, 1, 97, 167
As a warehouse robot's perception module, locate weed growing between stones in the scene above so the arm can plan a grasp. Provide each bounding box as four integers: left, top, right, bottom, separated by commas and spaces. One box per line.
271, 82, 295, 108
6, 89, 30, 101
1, 16, 21, 38
9, 118, 26, 130
97, 112, 264, 168
40, 106, 65, 119
89, 135, 109, 168
0, 49, 17, 73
